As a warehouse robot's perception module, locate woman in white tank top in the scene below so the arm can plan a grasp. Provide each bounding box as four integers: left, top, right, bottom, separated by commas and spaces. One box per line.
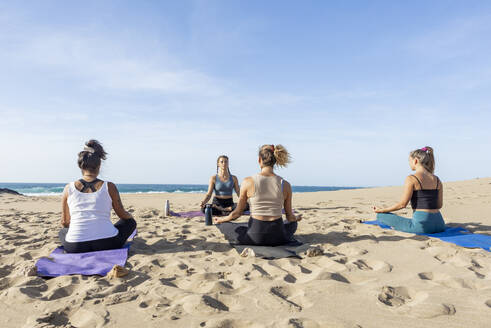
214, 144, 302, 246
58, 140, 136, 253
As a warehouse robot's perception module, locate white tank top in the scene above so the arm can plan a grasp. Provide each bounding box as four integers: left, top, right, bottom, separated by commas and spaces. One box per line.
65, 181, 118, 242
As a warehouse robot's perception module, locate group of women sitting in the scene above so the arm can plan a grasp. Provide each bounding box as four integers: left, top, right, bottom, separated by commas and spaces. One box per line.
59, 140, 445, 253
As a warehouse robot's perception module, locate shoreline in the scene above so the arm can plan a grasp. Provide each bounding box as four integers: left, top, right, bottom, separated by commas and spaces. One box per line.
1, 187, 369, 198
14, 190, 369, 197
2, 177, 487, 198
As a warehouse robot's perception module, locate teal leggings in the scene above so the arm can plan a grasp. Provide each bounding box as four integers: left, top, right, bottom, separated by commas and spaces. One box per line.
376, 211, 445, 234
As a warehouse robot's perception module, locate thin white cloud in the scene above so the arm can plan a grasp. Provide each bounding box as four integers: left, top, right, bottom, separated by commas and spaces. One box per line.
14, 33, 225, 97
406, 14, 491, 60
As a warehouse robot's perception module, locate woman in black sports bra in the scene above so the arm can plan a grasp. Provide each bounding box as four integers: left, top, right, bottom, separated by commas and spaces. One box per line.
373, 146, 445, 233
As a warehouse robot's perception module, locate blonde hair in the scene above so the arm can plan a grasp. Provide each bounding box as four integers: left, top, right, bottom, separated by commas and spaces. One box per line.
259, 144, 291, 168
410, 146, 435, 173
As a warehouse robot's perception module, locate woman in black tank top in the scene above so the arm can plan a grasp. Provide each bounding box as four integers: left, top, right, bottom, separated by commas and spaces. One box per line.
372, 146, 445, 233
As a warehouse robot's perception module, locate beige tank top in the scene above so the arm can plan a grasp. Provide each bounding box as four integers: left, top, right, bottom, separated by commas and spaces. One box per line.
249, 174, 284, 217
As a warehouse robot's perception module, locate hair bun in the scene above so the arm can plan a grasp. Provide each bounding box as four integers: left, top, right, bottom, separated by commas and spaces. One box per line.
85, 139, 107, 160
78, 139, 107, 172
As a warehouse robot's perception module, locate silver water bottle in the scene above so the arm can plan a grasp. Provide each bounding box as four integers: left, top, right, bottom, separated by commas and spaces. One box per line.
163, 200, 170, 217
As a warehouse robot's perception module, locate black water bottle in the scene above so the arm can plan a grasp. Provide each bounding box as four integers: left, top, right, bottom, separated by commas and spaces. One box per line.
205, 204, 213, 226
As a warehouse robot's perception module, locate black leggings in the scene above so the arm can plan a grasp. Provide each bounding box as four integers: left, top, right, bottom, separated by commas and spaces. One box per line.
202, 197, 250, 216
59, 218, 137, 253
219, 217, 297, 246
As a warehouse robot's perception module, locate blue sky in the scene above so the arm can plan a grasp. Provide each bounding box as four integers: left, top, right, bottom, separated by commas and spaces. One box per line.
1, 1, 490, 186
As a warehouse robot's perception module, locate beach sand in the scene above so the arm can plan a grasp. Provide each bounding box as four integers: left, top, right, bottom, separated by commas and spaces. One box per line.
1, 178, 490, 327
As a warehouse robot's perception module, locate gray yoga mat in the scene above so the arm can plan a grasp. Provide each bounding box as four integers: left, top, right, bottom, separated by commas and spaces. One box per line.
216, 222, 308, 259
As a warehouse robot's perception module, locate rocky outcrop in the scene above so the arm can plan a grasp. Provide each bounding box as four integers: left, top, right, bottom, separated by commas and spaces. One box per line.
0, 188, 23, 195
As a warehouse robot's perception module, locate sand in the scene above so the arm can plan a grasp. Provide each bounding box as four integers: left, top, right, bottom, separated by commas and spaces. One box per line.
1, 178, 490, 328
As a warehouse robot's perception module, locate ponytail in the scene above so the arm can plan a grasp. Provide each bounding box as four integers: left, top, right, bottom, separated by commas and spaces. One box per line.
409, 146, 435, 173
259, 144, 291, 168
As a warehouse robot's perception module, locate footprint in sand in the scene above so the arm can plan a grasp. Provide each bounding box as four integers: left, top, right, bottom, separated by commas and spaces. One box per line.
180, 294, 230, 314
201, 318, 263, 328
298, 265, 312, 274
43, 284, 76, 301
418, 272, 435, 280
351, 260, 372, 271
222, 257, 236, 266
0, 265, 13, 278
70, 308, 110, 327
19, 252, 33, 260
429, 248, 469, 267
282, 318, 325, 328
23, 308, 72, 328
244, 264, 271, 280
17, 279, 49, 299
103, 290, 139, 306
270, 286, 303, 311
468, 259, 487, 279
485, 300, 491, 308
284, 273, 297, 283
348, 259, 393, 273
313, 270, 350, 283
151, 259, 165, 268
418, 271, 480, 289
0, 277, 12, 291
378, 286, 413, 307
269, 285, 314, 312
411, 303, 456, 318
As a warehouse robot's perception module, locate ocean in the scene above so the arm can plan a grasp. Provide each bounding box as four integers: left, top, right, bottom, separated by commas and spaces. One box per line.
0, 183, 361, 196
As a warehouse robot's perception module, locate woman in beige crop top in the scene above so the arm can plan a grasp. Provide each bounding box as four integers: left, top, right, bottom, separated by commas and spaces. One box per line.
214, 144, 301, 246
215, 144, 301, 224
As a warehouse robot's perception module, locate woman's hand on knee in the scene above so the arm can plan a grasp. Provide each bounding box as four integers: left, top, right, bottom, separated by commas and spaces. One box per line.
214, 216, 230, 224
287, 214, 302, 222
373, 206, 387, 213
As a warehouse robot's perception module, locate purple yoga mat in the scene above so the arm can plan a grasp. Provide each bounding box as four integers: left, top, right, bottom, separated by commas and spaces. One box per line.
36, 246, 129, 277
169, 210, 205, 218
169, 209, 293, 218
36, 230, 137, 277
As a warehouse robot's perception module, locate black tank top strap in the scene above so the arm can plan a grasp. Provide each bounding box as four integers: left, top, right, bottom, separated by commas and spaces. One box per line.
79, 178, 101, 192
411, 175, 423, 189
435, 176, 440, 190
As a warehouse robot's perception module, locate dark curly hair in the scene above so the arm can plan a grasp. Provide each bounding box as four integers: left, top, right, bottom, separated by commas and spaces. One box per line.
77, 139, 107, 172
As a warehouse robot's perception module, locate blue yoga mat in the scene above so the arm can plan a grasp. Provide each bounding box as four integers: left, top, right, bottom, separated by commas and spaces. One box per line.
364, 220, 491, 252
36, 230, 136, 277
